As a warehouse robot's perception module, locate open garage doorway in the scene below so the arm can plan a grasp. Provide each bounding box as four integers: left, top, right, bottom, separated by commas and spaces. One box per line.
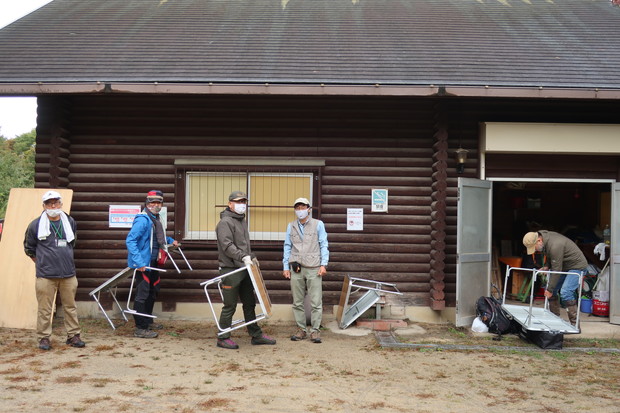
491, 180, 611, 313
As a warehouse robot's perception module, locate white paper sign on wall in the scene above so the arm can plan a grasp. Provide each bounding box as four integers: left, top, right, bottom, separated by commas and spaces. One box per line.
347, 208, 364, 231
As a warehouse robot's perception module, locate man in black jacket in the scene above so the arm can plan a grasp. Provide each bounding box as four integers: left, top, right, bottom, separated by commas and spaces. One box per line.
24, 190, 85, 350
214, 190, 276, 349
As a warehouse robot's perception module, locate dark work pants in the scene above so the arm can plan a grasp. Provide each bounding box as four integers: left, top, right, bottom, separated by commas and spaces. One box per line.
133, 263, 160, 329
218, 267, 262, 339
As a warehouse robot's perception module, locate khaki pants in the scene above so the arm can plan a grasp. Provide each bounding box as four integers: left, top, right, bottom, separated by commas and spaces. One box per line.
35, 276, 81, 340
291, 266, 323, 332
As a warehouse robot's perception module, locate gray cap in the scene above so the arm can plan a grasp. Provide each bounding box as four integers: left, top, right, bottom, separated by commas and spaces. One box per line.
229, 191, 248, 201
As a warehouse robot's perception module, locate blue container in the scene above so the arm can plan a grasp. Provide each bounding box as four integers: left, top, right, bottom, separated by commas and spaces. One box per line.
581, 298, 593, 314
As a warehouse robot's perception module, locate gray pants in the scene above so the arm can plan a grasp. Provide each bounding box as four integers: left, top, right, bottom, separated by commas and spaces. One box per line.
290, 266, 323, 332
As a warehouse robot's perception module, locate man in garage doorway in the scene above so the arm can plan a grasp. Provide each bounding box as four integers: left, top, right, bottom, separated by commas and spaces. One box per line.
522, 231, 587, 325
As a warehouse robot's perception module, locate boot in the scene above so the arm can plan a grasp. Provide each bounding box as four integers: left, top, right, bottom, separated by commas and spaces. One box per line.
564, 299, 578, 325
548, 297, 561, 316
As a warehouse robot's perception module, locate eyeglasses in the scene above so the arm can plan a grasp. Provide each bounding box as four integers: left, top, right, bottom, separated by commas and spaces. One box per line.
44, 200, 62, 207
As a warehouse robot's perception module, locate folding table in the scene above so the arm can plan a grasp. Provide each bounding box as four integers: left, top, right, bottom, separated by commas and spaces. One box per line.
337, 275, 403, 329
502, 266, 583, 335
89, 266, 166, 330
200, 263, 272, 336
162, 243, 193, 273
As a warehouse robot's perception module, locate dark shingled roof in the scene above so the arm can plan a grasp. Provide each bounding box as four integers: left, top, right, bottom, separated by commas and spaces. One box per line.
1, 0, 620, 89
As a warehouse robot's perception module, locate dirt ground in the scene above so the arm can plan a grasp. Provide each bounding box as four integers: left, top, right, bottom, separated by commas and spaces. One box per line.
1, 318, 619, 413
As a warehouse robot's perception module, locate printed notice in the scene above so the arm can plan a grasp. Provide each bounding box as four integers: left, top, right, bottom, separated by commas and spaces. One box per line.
371, 188, 388, 212
109, 205, 141, 228
347, 208, 364, 231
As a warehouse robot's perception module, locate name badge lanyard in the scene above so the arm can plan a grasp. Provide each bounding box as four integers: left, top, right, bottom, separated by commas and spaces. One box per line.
50, 221, 66, 247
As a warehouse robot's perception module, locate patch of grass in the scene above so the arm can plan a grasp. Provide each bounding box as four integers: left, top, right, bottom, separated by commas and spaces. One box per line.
56, 376, 83, 384
93, 344, 115, 351
6, 375, 30, 382
566, 337, 620, 349
0, 367, 22, 375
82, 396, 112, 404
448, 327, 467, 339
89, 378, 118, 388
547, 351, 570, 361
55, 360, 81, 369
196, 398, 231, 410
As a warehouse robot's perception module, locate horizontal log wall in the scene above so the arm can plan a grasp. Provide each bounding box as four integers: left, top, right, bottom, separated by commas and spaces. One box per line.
36, 94, 454, 309
35, 94, 620, 312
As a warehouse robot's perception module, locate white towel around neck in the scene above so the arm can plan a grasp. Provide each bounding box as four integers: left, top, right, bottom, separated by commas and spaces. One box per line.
37, 211, 75, 242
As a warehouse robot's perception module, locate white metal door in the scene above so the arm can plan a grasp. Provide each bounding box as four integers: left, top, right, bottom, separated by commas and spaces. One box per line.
455, 178, 492, 327
610, 183, 620, 324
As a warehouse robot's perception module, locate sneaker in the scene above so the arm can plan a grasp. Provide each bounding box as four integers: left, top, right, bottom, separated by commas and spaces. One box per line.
310, 331, 322, 344
251, 334, 276, 345
38, 338, 51, 351
290, 329, 307, 341
134, 328, 158, 338
66, 334, 86, 348
148, 323, 164, 330
217, 338, 239, 349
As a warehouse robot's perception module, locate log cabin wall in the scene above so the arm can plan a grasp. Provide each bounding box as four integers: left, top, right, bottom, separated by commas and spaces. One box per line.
33, 94, 620, 312
35, 94, 460, 311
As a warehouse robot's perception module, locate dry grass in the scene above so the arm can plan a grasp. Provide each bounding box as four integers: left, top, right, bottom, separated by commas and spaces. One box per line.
1, 319, 619, 413
55, 376, 83, 384
196, 397, 232, 410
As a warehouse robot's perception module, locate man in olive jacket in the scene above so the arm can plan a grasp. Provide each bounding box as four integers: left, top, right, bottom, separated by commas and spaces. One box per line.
214, 190, 276, 349
523, 230, 587, 324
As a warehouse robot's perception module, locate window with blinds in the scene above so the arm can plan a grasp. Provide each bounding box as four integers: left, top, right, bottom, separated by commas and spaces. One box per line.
185, 171, 314, 241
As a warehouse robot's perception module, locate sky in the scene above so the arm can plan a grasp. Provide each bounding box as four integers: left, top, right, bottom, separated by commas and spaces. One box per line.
0, 0, 54, 139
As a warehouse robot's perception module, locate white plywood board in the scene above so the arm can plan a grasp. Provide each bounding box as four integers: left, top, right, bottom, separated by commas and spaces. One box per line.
0, 188, 73, 329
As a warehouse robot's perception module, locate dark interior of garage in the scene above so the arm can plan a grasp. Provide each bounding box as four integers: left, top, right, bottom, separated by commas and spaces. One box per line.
492, 181, 610, 300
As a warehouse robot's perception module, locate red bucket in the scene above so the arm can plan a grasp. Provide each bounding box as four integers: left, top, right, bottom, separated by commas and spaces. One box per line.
592, 299, 609, 317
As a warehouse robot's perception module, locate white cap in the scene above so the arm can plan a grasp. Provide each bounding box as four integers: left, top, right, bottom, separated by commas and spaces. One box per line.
42, 190, 62, 202
293, 197, 311, 207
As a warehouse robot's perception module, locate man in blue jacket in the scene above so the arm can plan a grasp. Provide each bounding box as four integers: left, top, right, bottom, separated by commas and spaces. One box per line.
126, 190, 177, 338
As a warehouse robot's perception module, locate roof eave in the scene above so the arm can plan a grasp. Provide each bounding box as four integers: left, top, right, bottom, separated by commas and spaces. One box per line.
0, 82, 619, 99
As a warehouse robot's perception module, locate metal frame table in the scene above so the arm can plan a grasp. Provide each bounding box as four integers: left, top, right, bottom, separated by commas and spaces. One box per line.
337, 275, 402, 329
502, 266, 583, 334
89, 266, 166, 330
200, 263, 272, 336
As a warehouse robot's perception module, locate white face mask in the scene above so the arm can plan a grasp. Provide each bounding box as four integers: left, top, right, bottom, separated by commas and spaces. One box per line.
46, 209, 62, 218
295, 209, 309, 220
234, 203, 247, 214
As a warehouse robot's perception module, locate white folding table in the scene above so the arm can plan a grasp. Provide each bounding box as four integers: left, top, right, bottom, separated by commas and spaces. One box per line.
502, 266, 583, 334
89, 266, 166, 330
200, 263, 272, 336
162, 244, 193, 273
337, 275, 403, 329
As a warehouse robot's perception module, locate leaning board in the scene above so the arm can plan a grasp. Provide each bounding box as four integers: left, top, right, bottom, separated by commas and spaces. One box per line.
0, 188, 73, 329
249, 263, 272, 317
336, 275, 351, 326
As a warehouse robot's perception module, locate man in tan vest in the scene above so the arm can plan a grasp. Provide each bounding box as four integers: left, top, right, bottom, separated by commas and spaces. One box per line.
283, 198, 329, 343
